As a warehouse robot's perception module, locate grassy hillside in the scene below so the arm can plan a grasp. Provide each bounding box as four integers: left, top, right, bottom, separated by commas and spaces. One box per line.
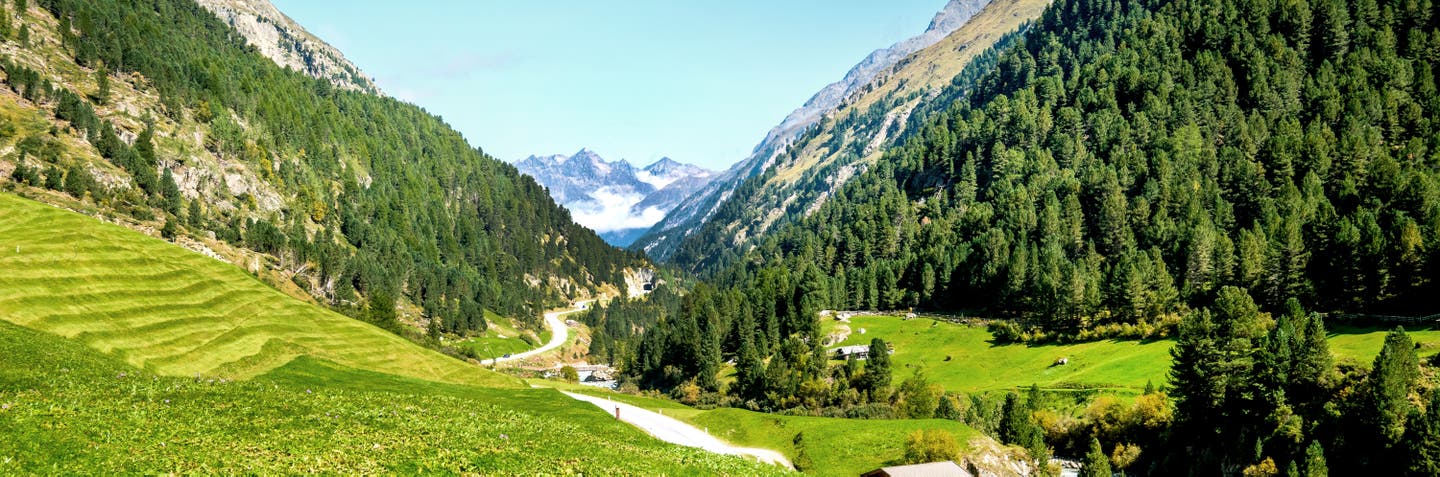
0, 192, 511, 386
826, 315, 1440, 393
0, 320, 783, 474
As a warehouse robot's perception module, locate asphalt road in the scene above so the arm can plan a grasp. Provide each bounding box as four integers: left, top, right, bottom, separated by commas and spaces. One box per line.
561, 391, 793, 469
486, 301, 590, 365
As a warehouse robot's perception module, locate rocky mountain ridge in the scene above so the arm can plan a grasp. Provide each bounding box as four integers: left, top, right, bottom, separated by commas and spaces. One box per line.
195, 0, 379, 94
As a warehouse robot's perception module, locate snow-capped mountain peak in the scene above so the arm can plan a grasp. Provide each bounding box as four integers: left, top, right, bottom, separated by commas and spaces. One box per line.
515, 150, 715, 246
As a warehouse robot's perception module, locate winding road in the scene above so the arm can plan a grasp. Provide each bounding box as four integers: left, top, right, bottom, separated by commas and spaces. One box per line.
496, 300, 791, 469
561, 391, 794, 469
485, 300, 591, 366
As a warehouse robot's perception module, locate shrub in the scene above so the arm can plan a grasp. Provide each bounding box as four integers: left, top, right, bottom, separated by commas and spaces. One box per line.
903, 429, 960, 464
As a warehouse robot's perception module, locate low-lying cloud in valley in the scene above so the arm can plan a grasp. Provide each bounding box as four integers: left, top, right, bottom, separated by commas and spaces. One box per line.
568, 186, 669, 233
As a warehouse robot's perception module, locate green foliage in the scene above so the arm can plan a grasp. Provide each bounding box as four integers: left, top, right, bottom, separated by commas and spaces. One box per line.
1001, 392, 1046, 461
8, 154, 38, 185
895, 368, 942, 419
669, 0, 1440, 337
1303, 440, 1328, 477
1350, 327, 1421, 469
863, 337, 893, 397
902, 429, 961, 464
1406, 392, 1440, 475
1080, 437, 1112, 477
792, 431, 814, 472
60, 163, 92, 199
560, 365, 579, 383
92, 63, 108, 104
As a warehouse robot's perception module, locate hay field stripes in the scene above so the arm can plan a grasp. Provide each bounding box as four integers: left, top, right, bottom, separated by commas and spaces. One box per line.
0, 194, 514, 387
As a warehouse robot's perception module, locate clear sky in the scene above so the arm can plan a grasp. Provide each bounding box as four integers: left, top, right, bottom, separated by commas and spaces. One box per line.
271, 1, 950, 170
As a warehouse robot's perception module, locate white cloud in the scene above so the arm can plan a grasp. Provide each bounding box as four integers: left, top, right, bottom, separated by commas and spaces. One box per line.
634, 170, 678, 190
567, 186, 668, 233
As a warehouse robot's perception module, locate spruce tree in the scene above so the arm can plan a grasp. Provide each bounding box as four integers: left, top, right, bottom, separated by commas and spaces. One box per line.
1303, 440, 1327, 477
863, 338, 891, 396
1366, 327, 1420, 444
42, 165, 61, 190
935, 393, 960, 421
161, 168, 182, 215
94, 65, 110, 105
1080, 437, 1112, 477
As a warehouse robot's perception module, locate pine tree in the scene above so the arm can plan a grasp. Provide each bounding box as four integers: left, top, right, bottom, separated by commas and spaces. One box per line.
42, 165, 61, 190
160, 216, 176, 240
862, 338, 891, 398
187, 199, 203, 228
936, 393, 960, 420
1366, 327, 1420, 444
1001, 392, 1046, 461
161, 168, 182, 215
62, 164, 89, 199
94, 65, 110, 105
1303, 440, 1327, 477
1080, 436, 1112, 477
733, 332, 765, 403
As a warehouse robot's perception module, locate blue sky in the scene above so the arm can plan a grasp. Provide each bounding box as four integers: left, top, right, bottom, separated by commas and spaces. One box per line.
271, 1, 950, 170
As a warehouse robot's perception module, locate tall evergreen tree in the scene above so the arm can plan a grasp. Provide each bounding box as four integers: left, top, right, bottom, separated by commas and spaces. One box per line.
93, 64, 109, 105
862, 338, 891, 398
1080, 436, 1112, 477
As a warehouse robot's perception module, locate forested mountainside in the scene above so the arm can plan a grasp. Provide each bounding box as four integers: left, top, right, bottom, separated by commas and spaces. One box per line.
716, 0, 1440, 324
663, 0, 1050, 274
0, 0, 643, 333
630, 0, 998, 261
597, 0, 1440, 471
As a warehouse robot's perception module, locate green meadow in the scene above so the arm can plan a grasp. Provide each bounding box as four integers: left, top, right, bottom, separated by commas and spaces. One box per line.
0, 320, 783, 474
826, 315, 1440, 394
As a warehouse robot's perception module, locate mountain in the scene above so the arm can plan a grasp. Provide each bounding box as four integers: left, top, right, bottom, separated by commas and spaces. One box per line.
195, 0, 378, 94
516, 150, 715, 247
632, 0, 1043, 261
0, 0, 640, 334
607, 0, 1440, 471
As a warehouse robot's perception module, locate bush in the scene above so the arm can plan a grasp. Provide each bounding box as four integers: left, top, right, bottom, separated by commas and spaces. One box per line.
903, 429, 960, 464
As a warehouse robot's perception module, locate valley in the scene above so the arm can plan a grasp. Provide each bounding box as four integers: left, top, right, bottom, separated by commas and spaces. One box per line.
4, 0, 1440, 474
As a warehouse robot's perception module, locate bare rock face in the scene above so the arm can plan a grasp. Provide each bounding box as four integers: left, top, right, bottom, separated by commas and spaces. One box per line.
194, 0, 379, 94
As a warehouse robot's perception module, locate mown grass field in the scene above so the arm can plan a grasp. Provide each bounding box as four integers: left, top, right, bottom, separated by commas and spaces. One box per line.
0, 193, 513, 387
0, 320, 784, 475
826, 315, 1440, 394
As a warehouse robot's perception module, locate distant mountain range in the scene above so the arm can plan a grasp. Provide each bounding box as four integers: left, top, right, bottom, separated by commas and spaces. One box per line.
516, 150, 715, 246
630, 0, 995, 260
